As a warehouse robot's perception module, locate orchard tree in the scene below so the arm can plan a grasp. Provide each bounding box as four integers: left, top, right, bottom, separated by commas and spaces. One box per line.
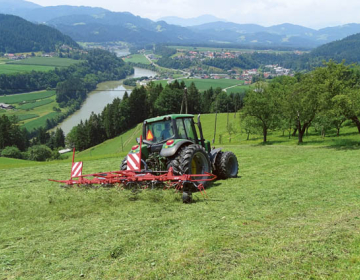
242, 82, 280, 142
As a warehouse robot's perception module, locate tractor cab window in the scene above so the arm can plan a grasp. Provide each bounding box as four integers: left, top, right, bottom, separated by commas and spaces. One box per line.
145, 120, 174, 143
184, 118, 196, 141
176, 119, 187, 139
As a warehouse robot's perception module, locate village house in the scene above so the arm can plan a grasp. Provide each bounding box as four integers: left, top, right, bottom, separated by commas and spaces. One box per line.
0, 103, 14, 110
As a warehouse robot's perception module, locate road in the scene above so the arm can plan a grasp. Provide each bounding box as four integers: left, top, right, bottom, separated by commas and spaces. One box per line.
144, 54, 190, 78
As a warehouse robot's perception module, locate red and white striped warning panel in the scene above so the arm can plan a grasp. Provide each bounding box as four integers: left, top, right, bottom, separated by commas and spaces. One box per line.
127, 153, 141, 170
71, 162, 83, 178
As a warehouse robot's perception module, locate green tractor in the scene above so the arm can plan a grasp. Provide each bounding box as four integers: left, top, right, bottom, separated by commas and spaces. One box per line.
121, 114, 238, 202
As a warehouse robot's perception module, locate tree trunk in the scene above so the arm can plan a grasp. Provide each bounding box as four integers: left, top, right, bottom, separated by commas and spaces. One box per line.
292, 128, 297, 137
350, 116, 360, 134
298, 123, 307, 144
247, 132, 250, 140
337, 128, 340, 137
263, 127, 267, 143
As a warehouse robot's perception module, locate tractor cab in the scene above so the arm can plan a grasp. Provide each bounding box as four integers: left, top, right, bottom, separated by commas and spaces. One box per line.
143, 114, 197, 143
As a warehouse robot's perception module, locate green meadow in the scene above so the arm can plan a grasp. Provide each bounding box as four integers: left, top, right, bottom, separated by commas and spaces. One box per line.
0, 57, 80, 74
1, 141, 360, 278
123, 54, 150, 64
1, 90, 63, 131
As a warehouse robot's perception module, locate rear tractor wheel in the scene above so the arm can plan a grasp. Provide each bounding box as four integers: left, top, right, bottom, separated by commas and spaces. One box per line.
213, 151, 238, 179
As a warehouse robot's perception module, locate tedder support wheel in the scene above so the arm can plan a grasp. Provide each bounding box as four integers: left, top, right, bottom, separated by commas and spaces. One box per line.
214, 151, 238, 179
120, 157, 127, 171
182, 192, 192, 203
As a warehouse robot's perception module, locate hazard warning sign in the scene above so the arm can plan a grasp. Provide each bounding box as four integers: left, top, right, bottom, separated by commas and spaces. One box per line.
146, 130, 154, 141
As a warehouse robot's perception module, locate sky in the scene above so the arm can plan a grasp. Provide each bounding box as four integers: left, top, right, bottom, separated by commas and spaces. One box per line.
28, 0, 360, 29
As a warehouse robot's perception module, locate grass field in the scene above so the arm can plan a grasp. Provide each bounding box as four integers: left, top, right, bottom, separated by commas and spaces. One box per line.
123, 54, 150, 65
0, 90, 55, 104
22, 111, 61, 132
0, 90, 63, 131
18, 98, 54, 110
154, 78, 245, 91
0, 57, 80, 74
2, 142, 360, 278
0, 64, 55, 74
7, 57, 80, 67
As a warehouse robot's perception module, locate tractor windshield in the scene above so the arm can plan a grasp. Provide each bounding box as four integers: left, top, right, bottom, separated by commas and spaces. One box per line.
145, 120, 174, 143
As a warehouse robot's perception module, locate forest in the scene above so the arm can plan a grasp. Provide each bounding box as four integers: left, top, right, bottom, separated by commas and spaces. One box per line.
0, 14, 78, 53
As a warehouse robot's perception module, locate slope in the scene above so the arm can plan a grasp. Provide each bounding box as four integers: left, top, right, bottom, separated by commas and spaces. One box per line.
0, 14, 78, 53
2, 144, 360, 278
310, 32, 360, 63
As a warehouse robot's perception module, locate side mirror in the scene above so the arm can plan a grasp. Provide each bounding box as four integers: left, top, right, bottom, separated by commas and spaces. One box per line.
136, 137, 140, 144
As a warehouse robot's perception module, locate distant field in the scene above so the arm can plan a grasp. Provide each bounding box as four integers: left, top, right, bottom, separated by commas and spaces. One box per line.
123, 54, 150, 64
0, 90, 55, 104
154, 78, 245, 91
225, 84, 252, 94
0, 57, 81, 74
18, 98, 54, 110
22, 112, 61, 132
7, 57, 80, 67
0, 64, 55, 74
5, 114, 39, 121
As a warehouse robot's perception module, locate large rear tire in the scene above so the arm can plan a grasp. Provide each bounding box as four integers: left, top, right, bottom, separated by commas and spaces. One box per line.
213, 151, 238, 179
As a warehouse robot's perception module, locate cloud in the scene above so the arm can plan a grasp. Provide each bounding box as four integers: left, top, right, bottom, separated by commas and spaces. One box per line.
29, 0, 360, 29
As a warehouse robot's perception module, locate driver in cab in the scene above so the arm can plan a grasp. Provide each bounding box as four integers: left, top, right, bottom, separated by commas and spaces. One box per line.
160, 122, 172, 140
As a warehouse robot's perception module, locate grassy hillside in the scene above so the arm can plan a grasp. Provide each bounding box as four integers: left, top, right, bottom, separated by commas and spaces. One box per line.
78, 113, 360, 161
2, 144, 360, 278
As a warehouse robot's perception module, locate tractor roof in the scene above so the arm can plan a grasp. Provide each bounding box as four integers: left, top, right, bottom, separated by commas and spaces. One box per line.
144, 114, 194, 123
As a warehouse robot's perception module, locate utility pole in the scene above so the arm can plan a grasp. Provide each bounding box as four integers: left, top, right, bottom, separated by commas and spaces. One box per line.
212, 99, 218, 144
180, 87, 188, 114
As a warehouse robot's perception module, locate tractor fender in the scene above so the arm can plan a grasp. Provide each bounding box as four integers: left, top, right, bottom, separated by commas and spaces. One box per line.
160, 140, 193, 157
210, 148, 222, 171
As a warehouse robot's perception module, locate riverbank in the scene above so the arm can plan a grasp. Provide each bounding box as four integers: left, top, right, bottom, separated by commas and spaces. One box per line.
55, 67, 157, 135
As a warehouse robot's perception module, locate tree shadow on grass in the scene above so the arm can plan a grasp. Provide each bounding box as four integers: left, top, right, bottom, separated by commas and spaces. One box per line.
256, 140, 288, 146
301, 139, 360, 150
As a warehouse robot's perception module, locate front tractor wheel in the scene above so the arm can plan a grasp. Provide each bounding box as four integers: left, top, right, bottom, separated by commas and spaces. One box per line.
179, 144, 211, 197
214, 151, 238, 179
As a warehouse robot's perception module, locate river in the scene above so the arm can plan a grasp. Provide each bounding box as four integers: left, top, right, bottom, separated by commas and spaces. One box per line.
56, 67, 157, 135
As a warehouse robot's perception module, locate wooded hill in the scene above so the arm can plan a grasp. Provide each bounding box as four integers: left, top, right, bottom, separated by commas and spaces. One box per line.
0, 14, 78, 53
309, 32, 360, 64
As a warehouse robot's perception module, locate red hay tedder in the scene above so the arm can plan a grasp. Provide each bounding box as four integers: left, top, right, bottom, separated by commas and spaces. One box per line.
50, 114, 238, 203
49, 146, 216, 202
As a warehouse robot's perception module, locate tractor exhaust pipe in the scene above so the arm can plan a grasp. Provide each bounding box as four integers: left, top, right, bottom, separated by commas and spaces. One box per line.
197, 114, 205, 148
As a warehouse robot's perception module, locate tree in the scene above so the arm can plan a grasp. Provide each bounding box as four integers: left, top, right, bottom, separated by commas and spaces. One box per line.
155, 86, 183, 115
240, 115, 262, 140
27, 145, 52, 161
54, 128, 65, 148
242, 82, 280, 142
1, 146, 22, 159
